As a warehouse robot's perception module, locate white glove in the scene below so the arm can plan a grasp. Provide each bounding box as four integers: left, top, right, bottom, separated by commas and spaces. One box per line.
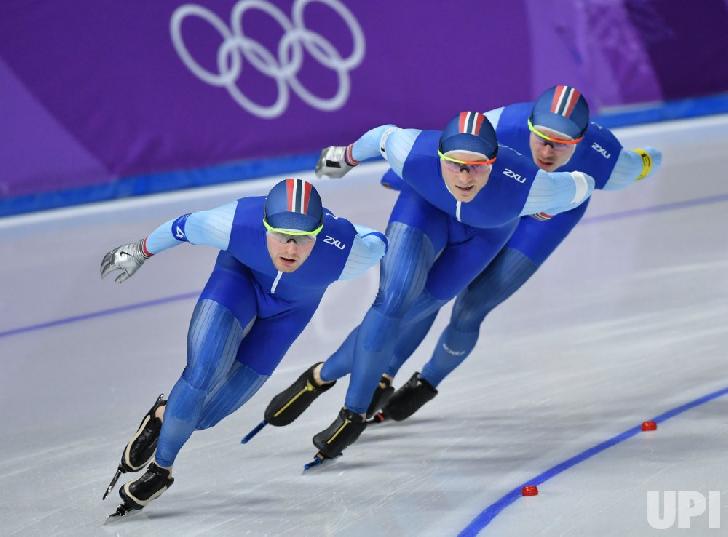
315, 145, 358, 178
100, 239, 151, 283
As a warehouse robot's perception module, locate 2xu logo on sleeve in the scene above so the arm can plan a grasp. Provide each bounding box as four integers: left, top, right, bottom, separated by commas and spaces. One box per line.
170, 0, 366, 119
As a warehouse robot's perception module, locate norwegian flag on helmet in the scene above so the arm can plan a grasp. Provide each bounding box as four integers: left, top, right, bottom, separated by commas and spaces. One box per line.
550, 85, 582, 118
285, 178, 312, 215
458, 112, 486, 136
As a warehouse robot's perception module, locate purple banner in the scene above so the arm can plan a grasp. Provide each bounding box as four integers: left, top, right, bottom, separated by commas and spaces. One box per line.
1, 0, 727, 201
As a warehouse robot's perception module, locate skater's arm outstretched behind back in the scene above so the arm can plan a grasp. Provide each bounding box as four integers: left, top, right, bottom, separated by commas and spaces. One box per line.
315, 125, 420, 179
518, 143, 662, 219
100, 201, 237, 283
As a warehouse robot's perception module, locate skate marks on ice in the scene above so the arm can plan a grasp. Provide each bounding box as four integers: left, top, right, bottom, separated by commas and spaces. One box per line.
1, 116, 728, 536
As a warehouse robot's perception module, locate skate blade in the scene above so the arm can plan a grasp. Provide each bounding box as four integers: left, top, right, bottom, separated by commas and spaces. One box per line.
302, 452, 339, 473
105, 503, 140, 521
102, 466, 123, 500
241, 420, 267, 444
365, 411, 387, 425
367, 389, 394, 419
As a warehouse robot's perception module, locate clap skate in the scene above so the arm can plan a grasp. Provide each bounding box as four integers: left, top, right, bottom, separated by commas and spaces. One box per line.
242, 363, 335, 443
303, 407, 365, 471
108, 462, 174, 518
103, 394, 166, 499
376, 372, 437, 422
366, 375, 394, 419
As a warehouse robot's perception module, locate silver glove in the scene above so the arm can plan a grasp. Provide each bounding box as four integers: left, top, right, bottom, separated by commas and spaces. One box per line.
100, 239, 150, 283
315, 145, 357, 178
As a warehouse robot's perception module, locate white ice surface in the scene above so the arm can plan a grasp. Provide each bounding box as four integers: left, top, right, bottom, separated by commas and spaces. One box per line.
0, 115, 727, 537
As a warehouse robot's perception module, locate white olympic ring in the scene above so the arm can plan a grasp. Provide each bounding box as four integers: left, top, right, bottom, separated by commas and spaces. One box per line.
170, 0, 366, 118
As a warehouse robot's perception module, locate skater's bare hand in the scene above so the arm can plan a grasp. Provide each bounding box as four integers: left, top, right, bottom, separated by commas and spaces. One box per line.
100, 239, 151, 283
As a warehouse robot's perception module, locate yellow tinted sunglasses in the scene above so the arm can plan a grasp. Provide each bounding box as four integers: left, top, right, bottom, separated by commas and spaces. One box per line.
437, 150, 496, 167
263, 218, 323, 237
527, 119, 583, 145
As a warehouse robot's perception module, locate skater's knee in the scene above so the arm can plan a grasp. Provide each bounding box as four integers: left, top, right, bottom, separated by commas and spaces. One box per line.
371, 296, 407, 320
186, 302, 246, 390
183, 340, 240, 392
359, 308, 401, 353
450, 298, 491, 332
440, 324, 479, 355
450, 277, 509, 330
180, 366, 215, 393
376, 228, 435, 317
373, 281, 422, 318
195, 414, 219, 430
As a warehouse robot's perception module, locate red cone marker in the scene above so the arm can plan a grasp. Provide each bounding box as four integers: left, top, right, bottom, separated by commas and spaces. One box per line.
641, 421, 657, 431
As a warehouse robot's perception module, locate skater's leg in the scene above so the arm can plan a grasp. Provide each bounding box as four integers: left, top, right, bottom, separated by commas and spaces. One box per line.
196, 361, 268, 430
155, 298, 252, 468
316, 326, 356, 382
321, 188, 447, 386
383, 220, 514, 383
375, 227, 523, 422
420, 247, 538, 387
155, 260, 257, 468
196, 300, 319, 429
214, 301, 323, 428
364, 308, 437, 418
384, 311, 437, 378
344, 221, 438, 414
117, 287, 255, 513
419, 206, 589, 387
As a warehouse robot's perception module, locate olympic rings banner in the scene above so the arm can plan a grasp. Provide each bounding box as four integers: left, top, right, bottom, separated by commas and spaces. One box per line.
1, 0, 727, 211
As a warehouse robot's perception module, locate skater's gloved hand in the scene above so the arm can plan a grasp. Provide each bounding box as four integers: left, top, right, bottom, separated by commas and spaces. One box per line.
100, 239, 152, 283
633, 146, 662, 180
315, 145, 358, 179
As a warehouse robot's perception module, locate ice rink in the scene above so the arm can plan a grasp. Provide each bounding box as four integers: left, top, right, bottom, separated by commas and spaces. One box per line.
1, 115, 727, 536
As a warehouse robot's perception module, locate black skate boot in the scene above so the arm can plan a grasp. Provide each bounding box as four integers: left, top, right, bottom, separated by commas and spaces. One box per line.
109, 463, 174, 517
264, 363, 335, 426
380, 372, 437, 421
365, 375, 394, 419
313, 407, 366, 460
103, 394, 167, 499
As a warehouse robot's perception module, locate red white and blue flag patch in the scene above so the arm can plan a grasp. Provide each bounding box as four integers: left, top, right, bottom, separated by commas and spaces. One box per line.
285, 178, 312, 215
550, 85, 581, 118
458, 112, 486, 136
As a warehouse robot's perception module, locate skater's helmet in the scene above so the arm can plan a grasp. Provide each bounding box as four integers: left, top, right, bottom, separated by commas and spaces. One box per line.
264, 178, 324, 234
439, 112, 498, 163
529, 85, 589, 143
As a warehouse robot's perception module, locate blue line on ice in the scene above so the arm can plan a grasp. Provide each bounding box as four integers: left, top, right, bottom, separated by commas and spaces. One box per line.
2, 191, 727, 340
